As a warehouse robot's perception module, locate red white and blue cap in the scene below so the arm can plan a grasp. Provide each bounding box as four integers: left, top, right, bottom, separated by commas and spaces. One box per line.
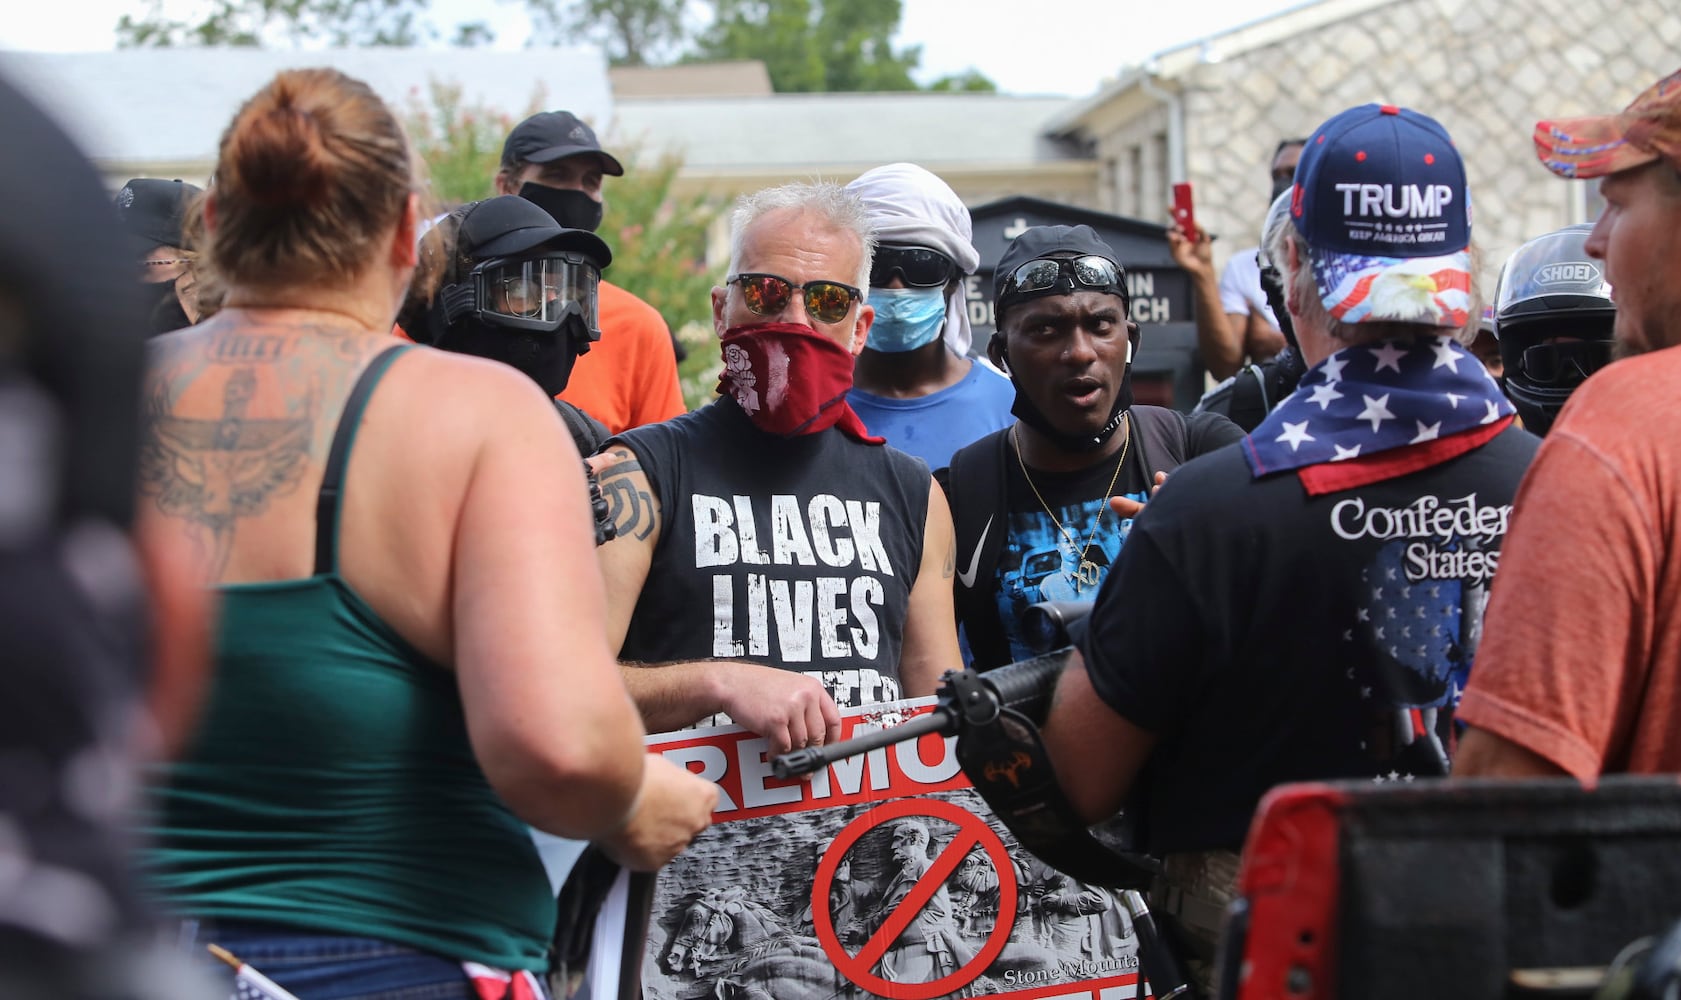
1534, 67, 1681, 180
1291, 103, 1473, 329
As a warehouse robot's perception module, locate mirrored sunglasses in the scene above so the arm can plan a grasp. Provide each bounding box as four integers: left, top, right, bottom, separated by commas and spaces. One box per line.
730, 273, 861, 325
870, 246, 956, 289
1000, 254, 1125, 301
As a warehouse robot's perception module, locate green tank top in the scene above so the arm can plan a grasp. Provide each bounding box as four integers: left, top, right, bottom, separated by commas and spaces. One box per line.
145, 345, 554, 969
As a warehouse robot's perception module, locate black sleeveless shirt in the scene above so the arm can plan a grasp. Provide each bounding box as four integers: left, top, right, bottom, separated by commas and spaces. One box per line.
613, 397, 931, 709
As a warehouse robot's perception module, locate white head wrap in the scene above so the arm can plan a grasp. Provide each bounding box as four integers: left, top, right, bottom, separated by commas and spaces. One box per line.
844, 163, 980, 357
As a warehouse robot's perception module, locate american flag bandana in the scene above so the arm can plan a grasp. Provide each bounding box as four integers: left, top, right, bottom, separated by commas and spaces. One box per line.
463, 961, 547, 1000
1243, 336, 1514, 479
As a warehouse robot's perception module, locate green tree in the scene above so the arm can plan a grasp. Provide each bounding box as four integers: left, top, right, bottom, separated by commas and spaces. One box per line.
596, 150, 726, 409
526, 0, 689, 66
690, 0, 921, 92
115, 0, 486, 47
405, 81, 725, 409
926, 68, 997, 93
403, 79, 532, 207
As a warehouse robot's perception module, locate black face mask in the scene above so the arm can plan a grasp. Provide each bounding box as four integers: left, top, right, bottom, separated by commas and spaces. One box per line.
518, 182, 604, 233
435, 314, 589, 397
994, 333, 1134, 453
1270, 175, 1293, 206
144, 282, 192, 337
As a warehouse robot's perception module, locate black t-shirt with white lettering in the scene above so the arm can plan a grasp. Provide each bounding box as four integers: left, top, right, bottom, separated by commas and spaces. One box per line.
1078, 425, 1538, 854
613, 397, 931, 710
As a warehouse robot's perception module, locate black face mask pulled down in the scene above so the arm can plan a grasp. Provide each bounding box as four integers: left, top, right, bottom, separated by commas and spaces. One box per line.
434, 314, 590, 397
1007, 361, 1133, 453
518, 182, 604, 233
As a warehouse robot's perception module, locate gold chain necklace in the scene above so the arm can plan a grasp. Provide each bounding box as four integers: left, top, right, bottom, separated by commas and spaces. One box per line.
1013, 413, 1130, 593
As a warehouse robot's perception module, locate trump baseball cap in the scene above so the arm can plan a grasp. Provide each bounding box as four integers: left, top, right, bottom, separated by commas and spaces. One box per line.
1534, 67, 1681, 180
501, 111, 624, 176
1291, 103, 1472, 328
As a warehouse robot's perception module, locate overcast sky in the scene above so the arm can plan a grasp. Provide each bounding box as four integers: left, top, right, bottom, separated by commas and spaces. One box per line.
0, 0, 1311, 98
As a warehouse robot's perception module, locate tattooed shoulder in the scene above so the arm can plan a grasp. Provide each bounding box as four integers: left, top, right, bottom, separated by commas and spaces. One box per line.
595, 447, 658, 543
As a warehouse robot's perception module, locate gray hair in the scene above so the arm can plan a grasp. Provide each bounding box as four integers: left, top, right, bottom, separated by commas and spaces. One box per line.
1269, 220, 1482, 348
727, 181, 877, 294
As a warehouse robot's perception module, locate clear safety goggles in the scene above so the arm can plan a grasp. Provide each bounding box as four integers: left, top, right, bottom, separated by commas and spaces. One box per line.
470, 253, 601, 334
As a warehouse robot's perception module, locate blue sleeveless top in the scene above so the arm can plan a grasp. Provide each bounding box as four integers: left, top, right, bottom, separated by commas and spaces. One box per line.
145, 345, 554, 969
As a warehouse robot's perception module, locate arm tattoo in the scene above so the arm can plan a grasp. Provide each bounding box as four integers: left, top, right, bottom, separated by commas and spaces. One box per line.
942, 536, 956, 579
597, 447, 657, 542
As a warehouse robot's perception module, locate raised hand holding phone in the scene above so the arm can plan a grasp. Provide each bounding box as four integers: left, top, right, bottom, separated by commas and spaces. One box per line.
1171, 182, 1200, 243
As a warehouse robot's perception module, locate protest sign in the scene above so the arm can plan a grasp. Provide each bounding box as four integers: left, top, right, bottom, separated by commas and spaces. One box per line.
629, 697, 1148, 1000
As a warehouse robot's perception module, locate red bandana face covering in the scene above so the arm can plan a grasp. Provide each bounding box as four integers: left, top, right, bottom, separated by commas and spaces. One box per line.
717, 322, 884, 444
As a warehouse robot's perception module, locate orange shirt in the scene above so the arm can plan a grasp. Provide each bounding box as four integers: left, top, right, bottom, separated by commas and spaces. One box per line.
558, 280, 685, 435
1458, 348, 1681, 779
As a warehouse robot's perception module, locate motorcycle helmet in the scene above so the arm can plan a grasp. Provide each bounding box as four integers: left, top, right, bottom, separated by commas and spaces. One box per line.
1494, 224, 1614, 436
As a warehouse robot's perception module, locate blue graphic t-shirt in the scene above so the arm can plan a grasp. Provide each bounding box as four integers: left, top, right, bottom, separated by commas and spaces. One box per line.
992, 474, 1149, 665
952, 410, 1245, 669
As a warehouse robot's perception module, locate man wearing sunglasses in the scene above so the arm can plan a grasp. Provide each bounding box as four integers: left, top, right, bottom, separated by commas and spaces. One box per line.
843, 163, 1015, 470
1458, 67, 1681, 781
590, 181, 958, 754
1026, 104, 1539, 973
944, 224, 1243, 671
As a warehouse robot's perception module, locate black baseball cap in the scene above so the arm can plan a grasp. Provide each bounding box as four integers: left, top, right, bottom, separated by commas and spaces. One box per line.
992, 224, 1125, 306
458, 195, 612, 267
114, 177, 203, 259
501, 111, 625, 176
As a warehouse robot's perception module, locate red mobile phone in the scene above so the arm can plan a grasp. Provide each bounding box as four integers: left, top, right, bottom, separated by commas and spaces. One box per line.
1171, 182, 1199, 243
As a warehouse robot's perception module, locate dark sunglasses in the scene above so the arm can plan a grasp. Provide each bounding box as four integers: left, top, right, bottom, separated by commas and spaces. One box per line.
999, 255, 1126, 303
1521, 339, 1613, 383
729, 273, 862, 325
870, 245, 957, 289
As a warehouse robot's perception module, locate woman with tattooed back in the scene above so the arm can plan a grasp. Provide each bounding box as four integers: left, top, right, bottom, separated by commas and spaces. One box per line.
137, 68, 715, 998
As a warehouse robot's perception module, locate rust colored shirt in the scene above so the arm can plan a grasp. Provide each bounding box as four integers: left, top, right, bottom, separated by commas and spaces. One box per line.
1458, 348, 1681, 779
557, 280, 685, 435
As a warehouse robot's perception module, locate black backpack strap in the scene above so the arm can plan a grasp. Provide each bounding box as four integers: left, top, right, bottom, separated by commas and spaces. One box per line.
554, 399, 609, 458
1128, 405, 1190, 479
314, 344, 410, 576
1226, 364, 1271, 432
948, 429, 1014, 670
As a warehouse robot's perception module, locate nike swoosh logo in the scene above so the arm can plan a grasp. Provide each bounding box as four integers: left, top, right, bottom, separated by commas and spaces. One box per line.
956, 515, 992, 589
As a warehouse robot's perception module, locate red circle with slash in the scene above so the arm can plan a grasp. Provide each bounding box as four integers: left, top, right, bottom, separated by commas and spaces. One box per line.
810, 797, 1017, 999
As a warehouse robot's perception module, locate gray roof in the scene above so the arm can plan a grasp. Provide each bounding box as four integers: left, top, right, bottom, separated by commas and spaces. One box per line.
610, 93, 1079, 171
0, 48, 612, 168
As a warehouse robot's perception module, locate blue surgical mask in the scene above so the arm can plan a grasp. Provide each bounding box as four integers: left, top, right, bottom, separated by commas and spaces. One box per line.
865, 286, 947, 353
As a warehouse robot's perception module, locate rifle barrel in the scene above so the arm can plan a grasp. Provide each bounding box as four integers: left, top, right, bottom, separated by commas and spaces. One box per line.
771, 708, 955, 778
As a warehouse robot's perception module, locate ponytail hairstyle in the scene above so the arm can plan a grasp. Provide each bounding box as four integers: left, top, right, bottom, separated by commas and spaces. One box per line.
206, 68, 421, 291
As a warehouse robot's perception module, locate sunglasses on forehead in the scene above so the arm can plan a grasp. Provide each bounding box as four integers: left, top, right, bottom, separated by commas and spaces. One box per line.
999, 255, 1127, 303
870, 245, 957, 289
729, 273, 862, 325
